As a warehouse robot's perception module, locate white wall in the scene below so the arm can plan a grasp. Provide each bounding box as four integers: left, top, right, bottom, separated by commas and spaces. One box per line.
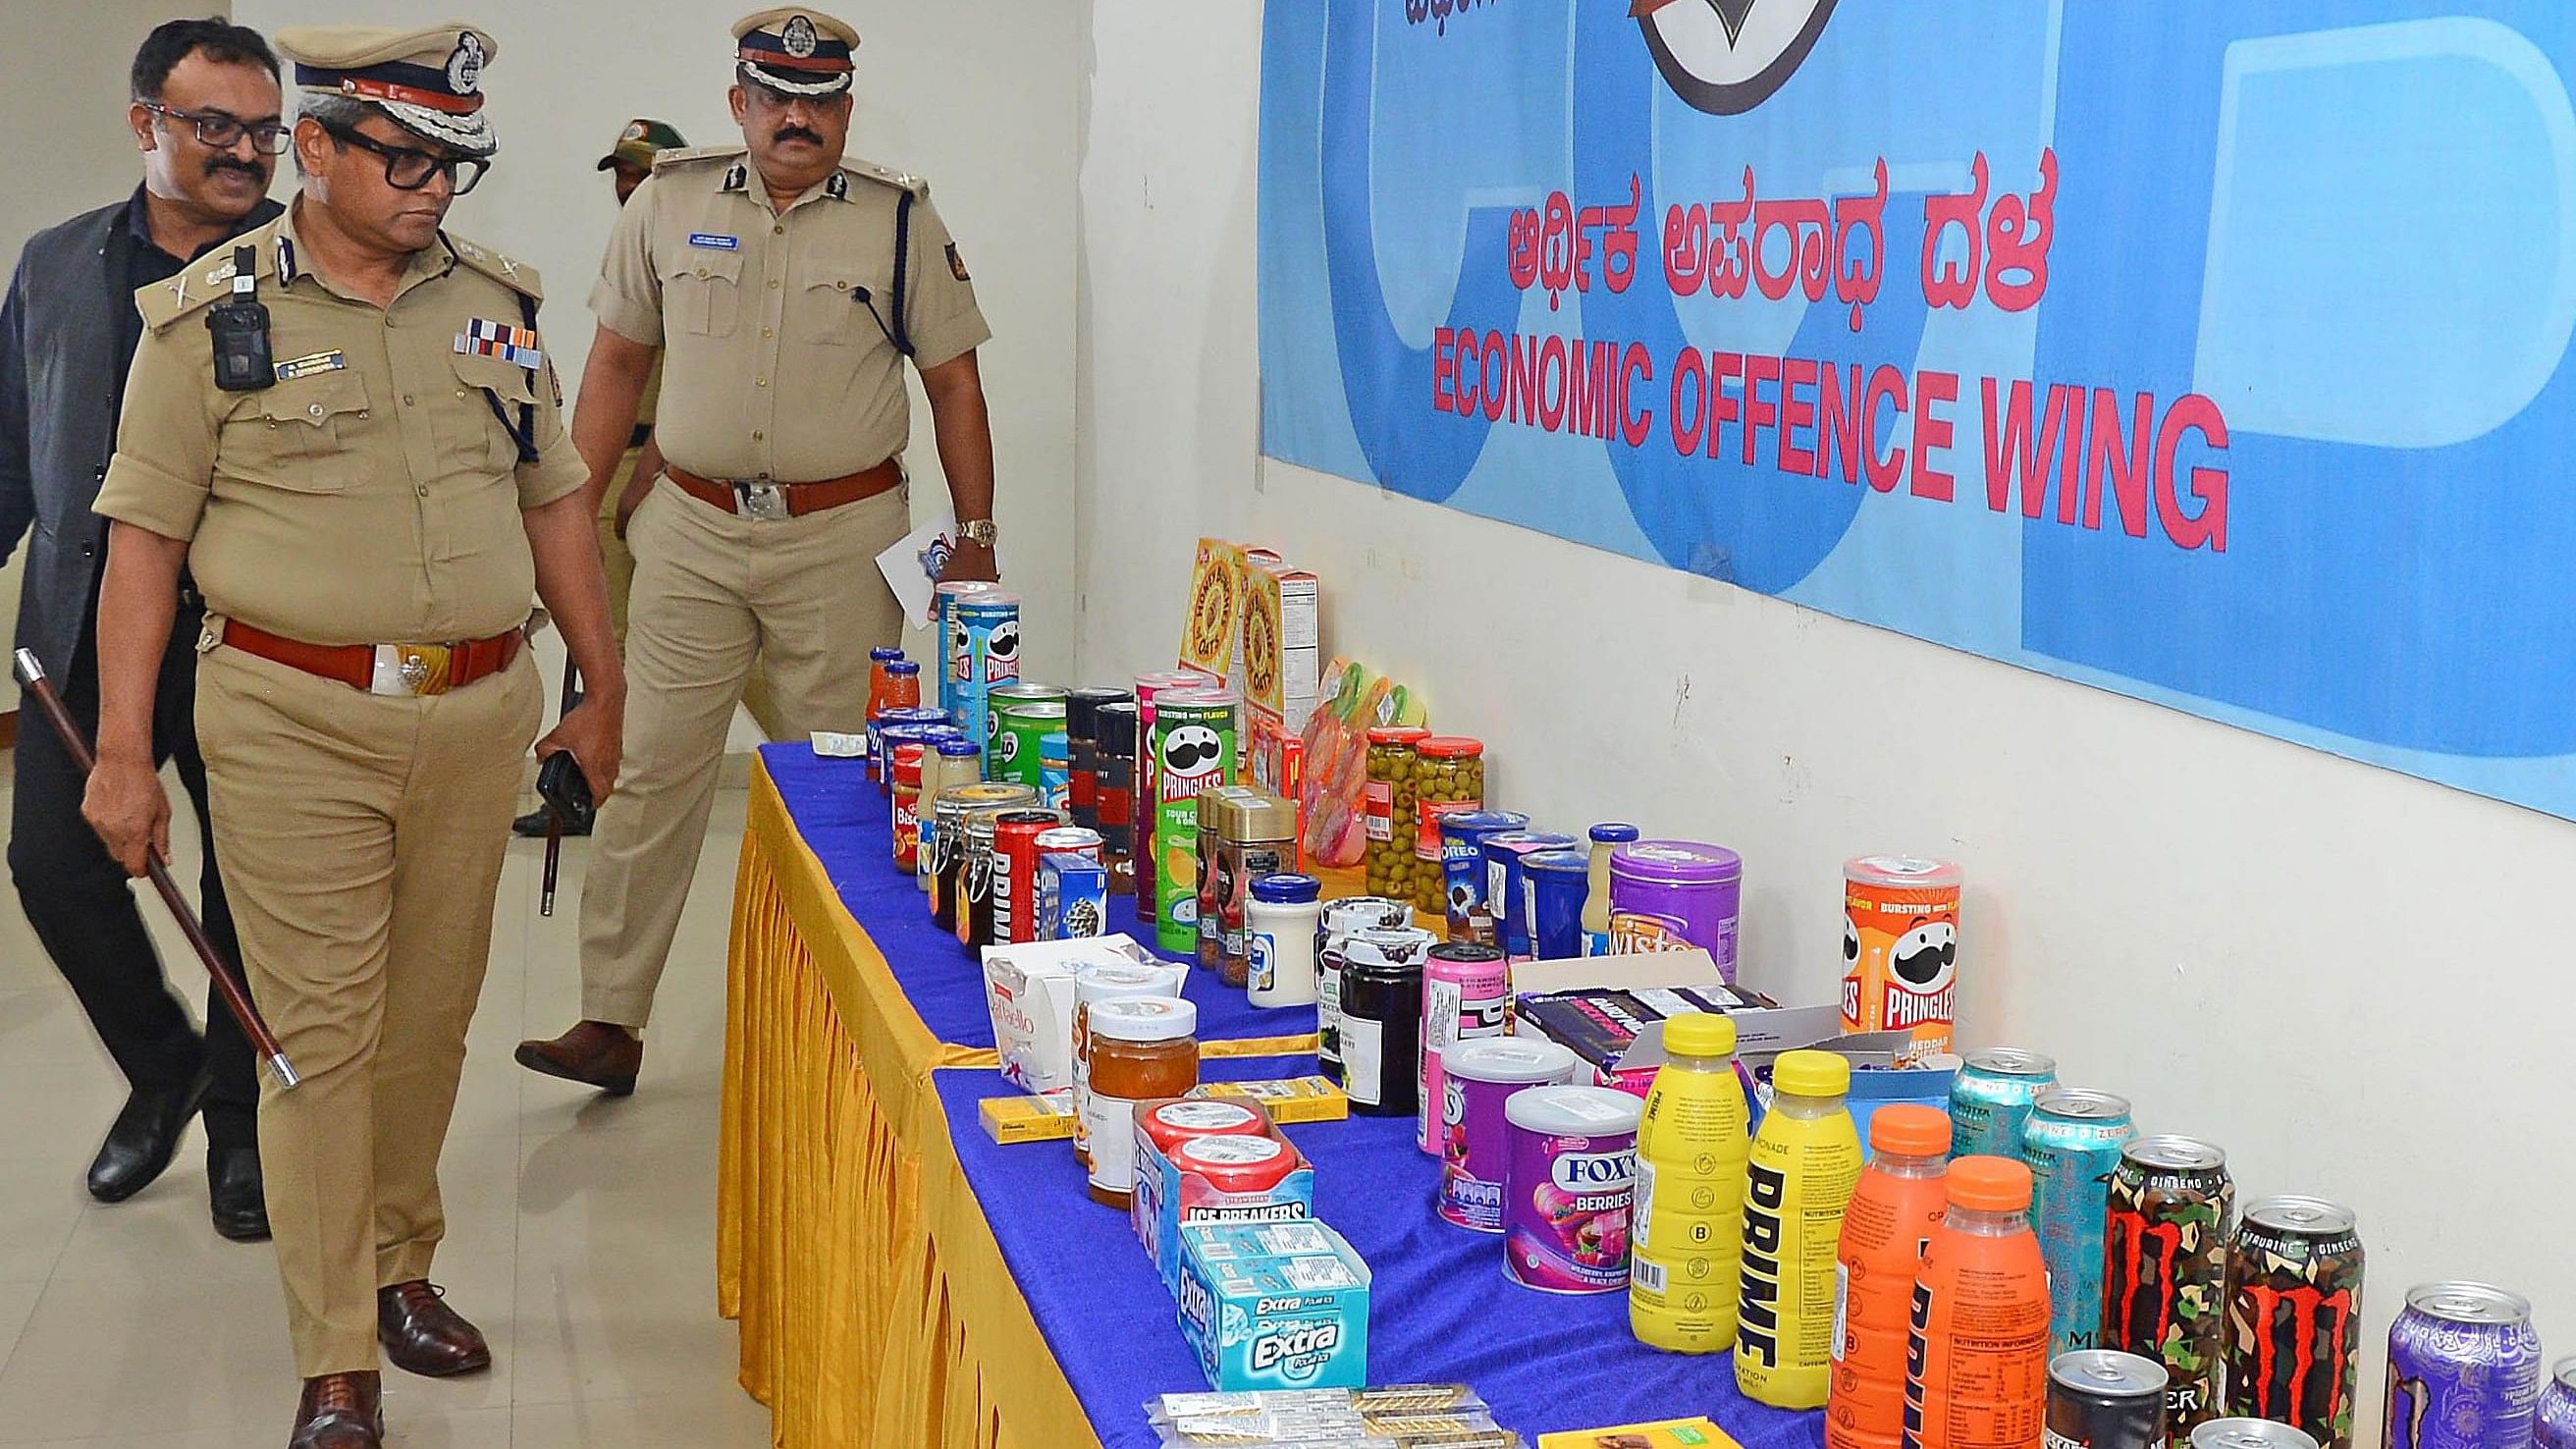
230, 0, 1082, 686
0, 1, 200, 714
1075, 0, 2575, 1427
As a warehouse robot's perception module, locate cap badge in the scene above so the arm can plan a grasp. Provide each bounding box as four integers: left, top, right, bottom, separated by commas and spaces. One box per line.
447, 32, 486, 94
622, 121, 647, 141
782, 15, 820, 59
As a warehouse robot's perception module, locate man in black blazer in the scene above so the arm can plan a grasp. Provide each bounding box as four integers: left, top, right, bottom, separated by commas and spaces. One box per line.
0, 17, 287, 1239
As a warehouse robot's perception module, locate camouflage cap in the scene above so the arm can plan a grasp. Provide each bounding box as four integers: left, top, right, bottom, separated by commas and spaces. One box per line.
597, 118, 688, 171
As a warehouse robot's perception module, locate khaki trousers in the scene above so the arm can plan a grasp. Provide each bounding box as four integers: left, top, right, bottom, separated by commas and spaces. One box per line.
598, 452, 780, 735
578, 476, 908, 1029
194, 640, 541, 1375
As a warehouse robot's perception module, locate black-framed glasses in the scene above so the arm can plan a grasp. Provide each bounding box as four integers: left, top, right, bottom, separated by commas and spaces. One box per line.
142, 102, 290, 155
316, 119, 489, 195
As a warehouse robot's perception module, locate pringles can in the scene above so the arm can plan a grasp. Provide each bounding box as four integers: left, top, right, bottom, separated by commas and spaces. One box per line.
2225, 1196, 2366, 1449
952, 591, 1021, 770
2383, 1281, 2542, 1449
2104, 1136, 2234, 1432
1150, 687, 1237, 954
2020, 1087, 2136, 1357
1839, 854, 1961, 1065
1131, 668, 1216, 923
932, 579, 998, 722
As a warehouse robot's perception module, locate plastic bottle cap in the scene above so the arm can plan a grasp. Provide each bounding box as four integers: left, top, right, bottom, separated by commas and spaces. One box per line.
871, 646, 905, 662
1251, 873, 1321, 904
1771, 1048, 1850, 1098
1660, 1011, 1737, 1058
1947, 1155, 2032, 1210
1589, 822, 1640, 843
1366, 725, 1430, 745
1416, 735, 1484, 759
887, 661, 920, 676
937, 739, 982, 758
1869, 1103, 1953, 1156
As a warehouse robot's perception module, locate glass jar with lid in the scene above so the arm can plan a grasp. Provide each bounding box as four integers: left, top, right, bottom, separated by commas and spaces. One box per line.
1411, 736, 1487, 913
1364, 726, 1431, 902
1082, 996, 1201, 1208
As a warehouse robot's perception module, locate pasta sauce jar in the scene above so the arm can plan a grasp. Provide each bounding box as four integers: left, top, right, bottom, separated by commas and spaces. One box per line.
1082, 996, 1200, 1208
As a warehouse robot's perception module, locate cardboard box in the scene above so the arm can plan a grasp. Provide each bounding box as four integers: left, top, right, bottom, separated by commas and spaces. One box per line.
1178, 538, 1248, 678
979, 937, 1180, 1099
1245, 716, 1306, 850
1187, 1076, 1349, 1125
1037, 853, 1110, 939
978, 1093, 1075, 1144
1512, 948, 1843, 1098
1176, 1221, 1370, 1392
1133, 1115, 1317, 1298
1539, 1419, 1741, 1449
1242, 557, 1320, 737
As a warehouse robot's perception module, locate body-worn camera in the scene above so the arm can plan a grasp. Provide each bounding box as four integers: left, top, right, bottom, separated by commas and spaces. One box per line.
207, 243, 273, 393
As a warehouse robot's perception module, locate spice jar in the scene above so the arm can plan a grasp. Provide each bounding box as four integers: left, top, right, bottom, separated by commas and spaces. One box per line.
1244, 873, 1322, 1009
1069, 963, 1186, 1168
1337, 925, 1435, 1116
1411, 736, 1486, 913
890, 744, 926, 871
1436, 809, 1531, 942
1194, 785, 1261, 971
1094, 702, 1140, 903
1316, 896, 1414, 1081
1064, 688, 1131, 832
1363, 726, 1431, 901
1082, 996, 1200, 1208
1214, 793, 1298, 988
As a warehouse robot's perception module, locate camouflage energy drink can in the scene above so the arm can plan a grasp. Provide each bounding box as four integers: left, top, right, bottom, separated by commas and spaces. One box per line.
2103, 1136, 2234, 1433
2225, 1197, 2365, 1449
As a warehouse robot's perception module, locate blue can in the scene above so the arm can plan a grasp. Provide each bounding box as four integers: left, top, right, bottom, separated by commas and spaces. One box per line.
1481, 831, 1578, 959
1520, 849, 1590, 961
868, 707, 948, 783
951, 593, 1021, 755
1436, 810, 1530, 939
2020, 1086, 2136, 1356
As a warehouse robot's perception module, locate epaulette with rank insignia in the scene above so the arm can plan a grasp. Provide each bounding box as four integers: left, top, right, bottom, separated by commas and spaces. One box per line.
445, 232, 544, 301
838, 155, 930, 199
134, 217, 288, 333
648, 143, 749, 173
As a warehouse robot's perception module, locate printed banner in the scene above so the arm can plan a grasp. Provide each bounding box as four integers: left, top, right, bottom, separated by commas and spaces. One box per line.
1259, 1, 2576, 820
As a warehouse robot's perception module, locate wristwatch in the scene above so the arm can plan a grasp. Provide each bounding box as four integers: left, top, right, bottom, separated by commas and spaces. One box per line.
958, 518, 999, 548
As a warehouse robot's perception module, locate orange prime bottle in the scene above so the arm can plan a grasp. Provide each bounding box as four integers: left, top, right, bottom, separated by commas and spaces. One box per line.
1903, 1156, 2049, 1449
1828, 1105, 1954, 1449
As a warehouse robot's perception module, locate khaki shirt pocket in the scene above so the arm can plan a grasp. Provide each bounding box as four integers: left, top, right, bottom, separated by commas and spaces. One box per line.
451, 351, 541, 473
664, 247, 745, 337
230, 373, 373, 493
791, 261, 882, 348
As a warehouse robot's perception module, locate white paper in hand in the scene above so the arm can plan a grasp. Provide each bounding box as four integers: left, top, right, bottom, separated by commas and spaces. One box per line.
876, 510, 971, 626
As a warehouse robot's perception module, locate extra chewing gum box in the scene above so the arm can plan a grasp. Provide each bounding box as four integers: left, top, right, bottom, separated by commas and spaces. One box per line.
1176, 1221, 1370, 1392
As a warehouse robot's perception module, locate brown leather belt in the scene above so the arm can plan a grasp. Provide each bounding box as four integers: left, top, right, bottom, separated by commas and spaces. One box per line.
223, 619, 522, 697
666, 459, 901, 520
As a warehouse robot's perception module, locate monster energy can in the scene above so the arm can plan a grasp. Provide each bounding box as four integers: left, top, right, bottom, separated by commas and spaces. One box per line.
2021, 1087, 2136, 1358
2382, 1281, 2542, 1449
2224, 1197, 2365, 1449
2104, 1136, 2234, 1434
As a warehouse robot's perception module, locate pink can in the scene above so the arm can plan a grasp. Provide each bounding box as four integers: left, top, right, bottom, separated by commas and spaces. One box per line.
1501, 1084, 1641, 1293
1436, 1038, 1578, 1232
1417, 941, 1511, 1154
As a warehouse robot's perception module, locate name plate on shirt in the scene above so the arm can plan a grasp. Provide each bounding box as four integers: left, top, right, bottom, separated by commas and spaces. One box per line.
273, 350, 347, 381
686, 233, 740, 250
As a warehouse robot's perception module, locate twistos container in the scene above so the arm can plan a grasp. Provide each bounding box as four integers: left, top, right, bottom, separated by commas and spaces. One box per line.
1611, 840, 1745, 980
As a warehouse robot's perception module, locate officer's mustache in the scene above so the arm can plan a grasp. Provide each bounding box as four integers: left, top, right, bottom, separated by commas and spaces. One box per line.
773, 126, 823, 146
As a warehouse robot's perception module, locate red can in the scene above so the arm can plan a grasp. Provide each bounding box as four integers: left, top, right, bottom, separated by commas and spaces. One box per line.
993, 808, 1065, 945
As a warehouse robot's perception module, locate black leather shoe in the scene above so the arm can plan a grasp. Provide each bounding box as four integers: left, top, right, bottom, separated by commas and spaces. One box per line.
85, 1066, 211, 1204
208, 1146, 270, 1242
512, 805, 587, 838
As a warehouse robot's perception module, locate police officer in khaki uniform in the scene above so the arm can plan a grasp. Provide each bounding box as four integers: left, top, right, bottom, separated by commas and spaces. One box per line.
82, 26, 621, 1449
518, 6, 999, 1092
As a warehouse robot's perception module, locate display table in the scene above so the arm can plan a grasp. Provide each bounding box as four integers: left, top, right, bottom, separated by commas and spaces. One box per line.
721, 743, 1829, 1448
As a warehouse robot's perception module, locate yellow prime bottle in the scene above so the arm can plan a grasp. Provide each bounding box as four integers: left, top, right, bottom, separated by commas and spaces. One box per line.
1628, 1011, 1749, 1352
1734, 1048, 1863, 1408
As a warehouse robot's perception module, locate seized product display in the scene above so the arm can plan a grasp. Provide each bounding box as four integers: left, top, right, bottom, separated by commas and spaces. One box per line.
1948, 1047, 2058, 1161
1337, 927, 1436, 1116
2225, 1196, 2366, 1449
1824, 1104, 1953, 1449
1438, 1038, 1581, 1232
2021, 1087, 2137, 1357
1439, 809, 1531, 942
1364, 726, 1433, 901
1065, 687, 1132, 831
1411, 737, 1488, 914
1503, 1084, 1642, 1295
1735, 1050, 1863, 1410
1153, 688, 1241, 954
1906, 1156, 2052, 1449
2382, 1281, 2542, 1449
1315, 898, 1414, 1079
2047, 1350, 2171, 1449
1609, 840, 1745, 980
1244, 874, 1323, 1008
1840, 855, 1962, 1066
2103, 1135, 2234, 1433
953, 592, 1022, 769
1628, 1011, 1751, 1355
932, 579, 999, 721
1082, 995, 1200, 1208
1176, 1221, 1372, 1392
1213, 794, 1298, 987
1482, 831, 1579, 961
1417, 941, 1511, 1154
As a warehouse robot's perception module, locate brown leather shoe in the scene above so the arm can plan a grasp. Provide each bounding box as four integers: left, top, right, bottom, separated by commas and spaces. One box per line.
291, 1370, 382, 1448
376, 1280, 491, 1377
514, 1020, 643, 1096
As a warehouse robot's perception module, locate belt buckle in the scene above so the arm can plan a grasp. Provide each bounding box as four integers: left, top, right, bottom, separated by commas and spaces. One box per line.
370, 643, 453, 696
735, 479, 791, 521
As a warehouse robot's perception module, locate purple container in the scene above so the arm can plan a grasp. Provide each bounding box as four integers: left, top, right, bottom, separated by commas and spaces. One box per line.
1480, 831, 1578, 961
1609, 839, 1744, 979
2539, 1357, 2576, 1449
1501, 1084, 1641, 1293
2385, 1281, 2543, 1449
1436, 1038, 1579, 1232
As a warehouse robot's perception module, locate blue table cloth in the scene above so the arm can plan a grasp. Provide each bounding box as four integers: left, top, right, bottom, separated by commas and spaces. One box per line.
764, 743, 1316, 1047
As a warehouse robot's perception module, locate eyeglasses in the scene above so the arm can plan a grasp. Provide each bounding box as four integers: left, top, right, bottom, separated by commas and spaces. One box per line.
142, 102, 290, 155
317, 120, 489, 195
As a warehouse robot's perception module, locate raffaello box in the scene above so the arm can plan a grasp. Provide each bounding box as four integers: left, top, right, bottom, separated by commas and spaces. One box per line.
1175, 1221, 1370, 1392
1130, 1100, 1316, 1297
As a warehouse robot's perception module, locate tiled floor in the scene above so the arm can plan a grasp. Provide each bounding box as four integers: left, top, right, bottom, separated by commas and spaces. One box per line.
0, 752, 770, 1448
